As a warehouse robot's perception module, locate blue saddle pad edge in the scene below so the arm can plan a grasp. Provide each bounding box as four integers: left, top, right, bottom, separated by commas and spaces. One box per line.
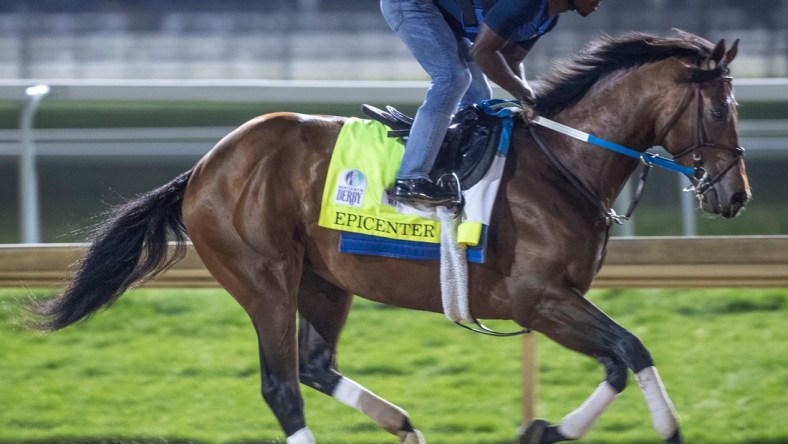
339, 226, 488, 264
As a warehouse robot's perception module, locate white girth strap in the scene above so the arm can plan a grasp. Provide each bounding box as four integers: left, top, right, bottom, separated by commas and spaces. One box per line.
437, 206, 473, 323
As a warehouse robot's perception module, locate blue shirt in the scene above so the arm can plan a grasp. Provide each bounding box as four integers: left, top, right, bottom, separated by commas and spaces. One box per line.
437, 0, 558, 50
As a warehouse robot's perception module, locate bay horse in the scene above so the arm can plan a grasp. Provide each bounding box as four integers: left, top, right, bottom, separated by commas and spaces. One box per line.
32, 31, 750, 444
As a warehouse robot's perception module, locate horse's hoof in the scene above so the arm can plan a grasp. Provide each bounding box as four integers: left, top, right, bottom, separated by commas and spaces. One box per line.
398, 429, 426, 444
666, 429, 682, 444
517, 419, 549, 444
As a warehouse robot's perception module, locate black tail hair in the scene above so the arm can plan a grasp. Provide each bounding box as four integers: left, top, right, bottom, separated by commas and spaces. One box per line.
30, 170, 193, 332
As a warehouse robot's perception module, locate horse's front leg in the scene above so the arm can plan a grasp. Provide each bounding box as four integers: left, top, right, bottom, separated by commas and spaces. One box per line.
515, 287, 681, 444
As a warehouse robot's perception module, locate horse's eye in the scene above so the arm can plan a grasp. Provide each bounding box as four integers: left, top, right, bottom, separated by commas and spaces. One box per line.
709, 109, 725, 120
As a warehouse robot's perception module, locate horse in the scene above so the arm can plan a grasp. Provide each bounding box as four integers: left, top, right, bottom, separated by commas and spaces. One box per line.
31, 31, 750, 444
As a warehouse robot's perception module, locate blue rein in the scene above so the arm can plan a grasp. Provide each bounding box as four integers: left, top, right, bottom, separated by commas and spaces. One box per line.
588, 134, 695, 177
478, 99, 700, 179
532, 116, 699, 179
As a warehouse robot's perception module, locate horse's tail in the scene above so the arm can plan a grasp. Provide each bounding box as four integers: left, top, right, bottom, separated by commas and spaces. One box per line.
30, 170, 193, 332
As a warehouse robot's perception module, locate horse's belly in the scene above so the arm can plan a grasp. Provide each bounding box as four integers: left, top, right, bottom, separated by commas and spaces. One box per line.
306, 237, 514, 319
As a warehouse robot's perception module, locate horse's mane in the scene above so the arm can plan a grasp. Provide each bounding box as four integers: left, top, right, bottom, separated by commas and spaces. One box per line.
535, 31, 716, 116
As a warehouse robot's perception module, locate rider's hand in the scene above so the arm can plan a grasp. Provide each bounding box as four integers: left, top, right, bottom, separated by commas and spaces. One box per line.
519, 81, 537, 123
520, 101, 537, 123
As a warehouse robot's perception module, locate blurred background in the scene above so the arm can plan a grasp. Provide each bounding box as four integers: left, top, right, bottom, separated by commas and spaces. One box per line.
0, 0, 786, 242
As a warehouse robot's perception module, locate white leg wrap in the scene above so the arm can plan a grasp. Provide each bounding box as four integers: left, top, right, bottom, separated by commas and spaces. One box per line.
557, 381, 618, 439
398, 429, 427, 444
636, 366, 680, 439
286, 427, 316, 444
333, 377, 409, 434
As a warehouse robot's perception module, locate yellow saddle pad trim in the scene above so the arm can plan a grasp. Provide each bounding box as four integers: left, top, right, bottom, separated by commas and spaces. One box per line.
457, 221, 482, 246
318, 118, 441, 243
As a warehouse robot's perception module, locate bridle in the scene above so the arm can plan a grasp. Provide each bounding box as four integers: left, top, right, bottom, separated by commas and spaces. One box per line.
528, 58, 745, 225
654, 69, 745, 198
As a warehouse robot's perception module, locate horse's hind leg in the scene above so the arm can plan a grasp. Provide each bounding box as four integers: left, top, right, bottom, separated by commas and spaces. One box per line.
193, 241, 315, 443
297, 273, 426, 444
518, 288, 681, 444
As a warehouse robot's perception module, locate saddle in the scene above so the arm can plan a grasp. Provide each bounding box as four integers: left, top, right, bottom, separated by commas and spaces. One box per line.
361, 103, 504, 190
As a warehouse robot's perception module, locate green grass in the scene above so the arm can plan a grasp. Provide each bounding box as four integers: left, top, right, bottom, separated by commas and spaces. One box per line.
1, 288, 786, 444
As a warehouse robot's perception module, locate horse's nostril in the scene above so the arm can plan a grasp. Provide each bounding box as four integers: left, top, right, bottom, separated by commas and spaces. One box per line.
730, 191, 750, 206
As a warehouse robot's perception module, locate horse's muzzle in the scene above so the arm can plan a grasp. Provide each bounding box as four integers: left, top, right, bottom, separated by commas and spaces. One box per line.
723, 190, 750, 218
701, 187, 750, 219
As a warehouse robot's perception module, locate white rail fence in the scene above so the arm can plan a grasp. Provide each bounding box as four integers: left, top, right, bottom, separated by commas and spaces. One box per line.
1, 79, 787, 242
2, 78, 788, 103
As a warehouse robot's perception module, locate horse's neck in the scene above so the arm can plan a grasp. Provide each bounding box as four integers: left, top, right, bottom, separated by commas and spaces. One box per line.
549, 64, 672, 208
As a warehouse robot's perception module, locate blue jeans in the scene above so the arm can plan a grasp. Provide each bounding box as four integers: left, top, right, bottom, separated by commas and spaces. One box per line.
381, 0, 491, 180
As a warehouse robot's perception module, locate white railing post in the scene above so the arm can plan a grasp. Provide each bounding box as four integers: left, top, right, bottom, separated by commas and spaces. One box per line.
678, 175, 697, 237
19, 84, 50, 244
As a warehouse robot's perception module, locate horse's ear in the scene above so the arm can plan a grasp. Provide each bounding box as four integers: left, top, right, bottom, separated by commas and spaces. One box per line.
723, 39, 740, 66
709, 39, 726, 65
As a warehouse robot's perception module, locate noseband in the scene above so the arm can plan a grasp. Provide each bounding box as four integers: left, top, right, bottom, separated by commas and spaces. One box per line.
655, 74, 745, 198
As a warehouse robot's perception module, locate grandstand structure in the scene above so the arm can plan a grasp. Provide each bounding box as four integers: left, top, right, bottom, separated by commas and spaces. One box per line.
0, 0, 786, 80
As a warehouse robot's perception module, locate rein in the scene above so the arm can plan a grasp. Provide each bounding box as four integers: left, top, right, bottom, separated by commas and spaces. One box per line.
532, 116, 697, 178
529, 118, 674, 224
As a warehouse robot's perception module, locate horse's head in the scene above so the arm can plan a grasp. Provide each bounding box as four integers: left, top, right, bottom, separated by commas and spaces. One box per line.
657, 36, 751, 218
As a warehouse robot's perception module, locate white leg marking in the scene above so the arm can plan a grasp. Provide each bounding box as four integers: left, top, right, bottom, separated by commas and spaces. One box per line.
333, 377, 409, 434
557, 381, 618, 439
636, 366, 680, 439
286, 427, 316, 444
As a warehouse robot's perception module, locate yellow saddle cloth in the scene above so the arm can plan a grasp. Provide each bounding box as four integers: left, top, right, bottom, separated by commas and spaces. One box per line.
318, 110, 513, 264
318, 117, 442, 244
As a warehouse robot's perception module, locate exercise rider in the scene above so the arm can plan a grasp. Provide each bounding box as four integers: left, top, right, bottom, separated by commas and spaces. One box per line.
381, 0, 602, 205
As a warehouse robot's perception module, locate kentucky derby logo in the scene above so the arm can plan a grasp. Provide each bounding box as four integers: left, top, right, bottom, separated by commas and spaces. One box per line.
334, 169, 366, 208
